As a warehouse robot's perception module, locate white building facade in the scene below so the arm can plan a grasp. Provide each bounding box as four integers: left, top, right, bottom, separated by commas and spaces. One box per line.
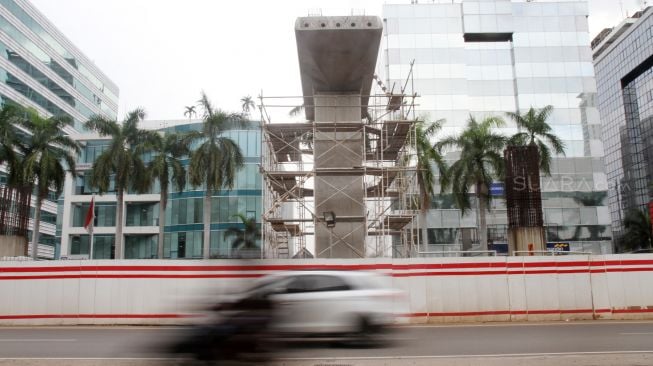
60, 119, 263, 260
0, 0, 118, 258
382, 0, 611, 254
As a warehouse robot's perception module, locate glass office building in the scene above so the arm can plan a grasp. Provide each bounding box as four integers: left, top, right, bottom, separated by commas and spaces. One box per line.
593, 7, 652, 246
60, 119, 262, 259
383, 0, 612, 253
0, 0, 118, 258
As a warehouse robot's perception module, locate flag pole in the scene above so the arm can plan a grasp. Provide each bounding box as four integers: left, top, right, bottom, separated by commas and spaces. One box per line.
89, 216, 94, 260
86, 195, 95, 260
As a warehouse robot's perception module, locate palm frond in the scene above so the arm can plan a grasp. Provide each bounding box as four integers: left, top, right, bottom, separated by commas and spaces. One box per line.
537, 141, 552, 176
289, 104, 304, 117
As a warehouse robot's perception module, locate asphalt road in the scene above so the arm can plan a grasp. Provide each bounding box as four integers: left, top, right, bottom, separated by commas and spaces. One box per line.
0, 322, 653, 363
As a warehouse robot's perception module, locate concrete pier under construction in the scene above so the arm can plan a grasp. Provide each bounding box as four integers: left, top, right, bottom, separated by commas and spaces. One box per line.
260, 16, 418, 259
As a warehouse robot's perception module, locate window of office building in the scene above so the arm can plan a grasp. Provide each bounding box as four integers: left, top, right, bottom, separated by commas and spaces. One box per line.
163, 231, 202, 259
126, 202, 159, 227
69, 234, 114, 259
125, 235, 157, 259
71, 202, 115, 227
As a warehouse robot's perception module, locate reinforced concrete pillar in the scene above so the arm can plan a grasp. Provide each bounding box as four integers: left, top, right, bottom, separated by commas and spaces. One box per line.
313, 93, 365, 258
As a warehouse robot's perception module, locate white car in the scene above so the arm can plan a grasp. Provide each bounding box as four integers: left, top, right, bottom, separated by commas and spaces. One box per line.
234, 271, 404, 338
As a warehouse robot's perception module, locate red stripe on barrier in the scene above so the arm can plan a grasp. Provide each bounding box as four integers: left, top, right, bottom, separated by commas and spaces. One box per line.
0, 260, 631, 273
0, 313, 190, 320
611, 308, 653, 314
0, 273, 265, 280
402, 309, 597, 317
427, 310, 513, 316
6, 308, 651, 320
392, 270, 509, 277
0, 264, 394, 273
3, 267, 653, 280
602, 260, 653, 266
4, 309, 600, 320
604, 267, 653, 273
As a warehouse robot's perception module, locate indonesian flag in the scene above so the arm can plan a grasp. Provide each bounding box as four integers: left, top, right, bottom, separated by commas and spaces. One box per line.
84, 197, 95, 231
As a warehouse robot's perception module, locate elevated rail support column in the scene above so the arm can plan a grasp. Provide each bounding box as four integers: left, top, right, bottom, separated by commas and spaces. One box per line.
314, 94, 365, 258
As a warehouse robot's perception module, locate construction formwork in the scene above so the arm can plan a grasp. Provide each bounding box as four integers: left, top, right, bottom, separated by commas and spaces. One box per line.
258, 91, 421, 259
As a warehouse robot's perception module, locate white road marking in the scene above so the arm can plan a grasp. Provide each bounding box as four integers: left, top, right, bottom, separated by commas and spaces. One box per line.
0, 339, 76, 342
2, 351, 653, 361
401, 320, 653, 328
278, 350, 653, 360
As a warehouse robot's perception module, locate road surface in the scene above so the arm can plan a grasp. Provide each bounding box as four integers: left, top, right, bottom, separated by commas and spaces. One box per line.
1, 321, 652, 365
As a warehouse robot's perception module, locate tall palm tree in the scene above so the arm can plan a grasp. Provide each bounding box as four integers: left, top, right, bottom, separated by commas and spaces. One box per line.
437, 115, 508, 251
0, 104, 29, 239
85, 109, 158, 259
622, 209, 652, 251
0, 103, 24, 167
224, 213, 261, 258
188, 92, 246, 259
240, 95, 255, 115
21, 110, 80, 259
410, 119, 448, 252
183, 105, 196, 121
506, 105, 565, 175
148, 132, 192, 259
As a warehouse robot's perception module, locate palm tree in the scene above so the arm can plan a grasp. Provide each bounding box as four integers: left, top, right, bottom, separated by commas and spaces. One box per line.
437, 115, 508, 251
21, 109, 80, 259
622, 209, 652, 251
0, 103, 24, 167
148, 132, 192, 259
188, 92, 246, 259
506, 105, 565, 175
410, 119, 448, 252
224, 213, 261, 258
240, 95, 256, 115
0, 104, 29, 239
183, 105, 196, 121
85, 109, 158, 259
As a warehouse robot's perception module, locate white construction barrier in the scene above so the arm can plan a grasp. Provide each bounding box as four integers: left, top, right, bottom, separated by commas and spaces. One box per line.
1, 255, 653, 325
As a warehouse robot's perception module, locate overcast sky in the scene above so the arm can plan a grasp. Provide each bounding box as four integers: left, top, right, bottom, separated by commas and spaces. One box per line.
30, 0, 647, 121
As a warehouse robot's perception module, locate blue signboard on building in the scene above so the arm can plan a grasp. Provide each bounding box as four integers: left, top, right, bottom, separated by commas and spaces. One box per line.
489, 242, 508, 255
546, 242, 570, 253
489, 182, 504, 197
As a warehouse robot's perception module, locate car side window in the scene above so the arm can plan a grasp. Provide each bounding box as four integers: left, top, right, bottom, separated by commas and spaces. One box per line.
310, 275, 351, 292
284, 275, 351, 293
285, 276, 311, 293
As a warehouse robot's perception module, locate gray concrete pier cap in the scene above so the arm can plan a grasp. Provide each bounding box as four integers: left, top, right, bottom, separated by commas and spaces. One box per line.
295, 16, 382, 258
295, 16, 383, 121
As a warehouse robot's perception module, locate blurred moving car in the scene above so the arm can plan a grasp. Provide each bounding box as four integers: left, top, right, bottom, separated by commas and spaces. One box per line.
235, 271, 404, 340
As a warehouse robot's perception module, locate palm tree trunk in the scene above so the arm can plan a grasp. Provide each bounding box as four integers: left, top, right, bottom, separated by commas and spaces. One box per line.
157, 198, 165, 259
477, 183, 488, 252
202, 189, 211, 259
30, 195, 42, 260
115, 190, 124, 259
420, 210, 428, 256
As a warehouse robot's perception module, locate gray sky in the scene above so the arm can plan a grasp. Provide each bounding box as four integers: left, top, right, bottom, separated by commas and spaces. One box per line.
30, 0, 647, 121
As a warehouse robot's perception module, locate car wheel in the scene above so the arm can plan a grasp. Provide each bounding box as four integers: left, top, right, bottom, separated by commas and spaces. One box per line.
353, 316, 381, 347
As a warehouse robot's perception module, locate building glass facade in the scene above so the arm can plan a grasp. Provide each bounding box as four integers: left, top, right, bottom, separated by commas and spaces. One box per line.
60, 120, 262, 260
383, 0, 611, 253
0, 0, 118, 258
593, 8, 653, 245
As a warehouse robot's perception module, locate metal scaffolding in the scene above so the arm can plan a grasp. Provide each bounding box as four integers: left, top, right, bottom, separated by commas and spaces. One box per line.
258, 86, 421, 258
